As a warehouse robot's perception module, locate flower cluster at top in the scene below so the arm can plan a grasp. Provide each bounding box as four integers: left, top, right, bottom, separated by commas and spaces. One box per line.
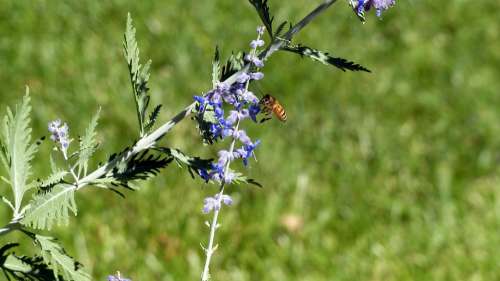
354, 0, 396, 18
48, 119, 71, 158
194, 26, 267, 213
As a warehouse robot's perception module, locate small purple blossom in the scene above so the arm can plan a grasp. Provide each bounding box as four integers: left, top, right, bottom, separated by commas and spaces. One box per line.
48, 119, 71, 156
257, 26, 265, 35
249, 72, 264, 81
236, 73, 251, 83
203, 194, 233, 214
249, 104, 261, 122
355, 0, 395, 18
250, 39, 265, 49
245, 54, 264, 68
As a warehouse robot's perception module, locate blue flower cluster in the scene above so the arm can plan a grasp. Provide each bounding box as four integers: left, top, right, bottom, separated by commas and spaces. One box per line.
355, 0, 396, 18
48, 119, 71, 158
195, 26, 267, 213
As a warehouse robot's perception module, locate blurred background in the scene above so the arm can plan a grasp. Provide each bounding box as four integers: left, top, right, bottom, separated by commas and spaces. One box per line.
1, 0, 499, 280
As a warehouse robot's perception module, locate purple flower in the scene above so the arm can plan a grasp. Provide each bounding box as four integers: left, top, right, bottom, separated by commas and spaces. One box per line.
241, 140, 261, 166
223, 171, 236, 184
48, 119, 71, 156
257, 26, 265, 35
199, 169, 210, 182
249, 72, 264, 81
356, 0, 395, 18
245, 54, 264, 68
233, 130, 252, 145
194, 95, 210, 112
217, 150, 233, 166
237, 73, 250, 83
203, 194, 233, 213
250, 39, 265, 49
216, 194, 233, 205
249, 104, 261, 122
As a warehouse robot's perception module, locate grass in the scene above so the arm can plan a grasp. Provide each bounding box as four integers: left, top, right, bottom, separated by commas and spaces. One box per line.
1, 0, 499, 280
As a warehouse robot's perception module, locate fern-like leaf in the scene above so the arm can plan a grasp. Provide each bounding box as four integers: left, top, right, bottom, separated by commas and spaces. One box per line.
274, 21, 288, 38
77, 109, 100, 177
35, 235, 90, 281
108, 150, 172, 188
22, 184, 76, 230
227, 168, 262, 187
1, 89, 38, 214
282, 43, 371, 72
37, 170, 69, 192
248, 0, 274, 38
220, 52, 246, 81
2, 254, 66, 281
144, 104, 162, 133
123, 13, 154, 137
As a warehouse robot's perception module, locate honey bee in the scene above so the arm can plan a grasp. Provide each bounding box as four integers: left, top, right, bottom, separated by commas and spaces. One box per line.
259, 94, 287, 123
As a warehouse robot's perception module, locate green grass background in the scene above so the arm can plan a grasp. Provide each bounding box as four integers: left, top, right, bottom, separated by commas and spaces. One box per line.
1, 0, 500, 280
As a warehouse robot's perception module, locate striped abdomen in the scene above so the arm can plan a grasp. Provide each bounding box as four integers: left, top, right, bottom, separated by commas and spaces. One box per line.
259, 94, 287, 122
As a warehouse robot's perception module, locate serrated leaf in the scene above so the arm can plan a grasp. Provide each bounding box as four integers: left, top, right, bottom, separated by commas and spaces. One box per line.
123, 13, 153, 137
220, 52, 246, 81
1, 90, 38, 213
212, 46, 221, 88
35, 235, 90, 281
282, 43, 371, 72
3, 254, 31, 272
274, 21, 288, 38
109, 150, 172, 188
2, 254, 66, 281
144, 104, 162, 133
0, 139, 7, 174
39, 170, 69, 191
248, 0, 274, 37
228, 169, 262, 187
22, 184, 77, 230
77, 109, 100, 177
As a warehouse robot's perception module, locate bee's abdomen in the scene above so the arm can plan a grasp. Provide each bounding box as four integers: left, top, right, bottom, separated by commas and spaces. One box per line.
273, 104, 287, 122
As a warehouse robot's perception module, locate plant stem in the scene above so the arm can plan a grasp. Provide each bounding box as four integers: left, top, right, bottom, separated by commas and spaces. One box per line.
201, 119, 240, 281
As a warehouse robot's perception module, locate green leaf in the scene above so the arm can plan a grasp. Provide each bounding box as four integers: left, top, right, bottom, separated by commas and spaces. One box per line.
228, 169, 262, 187
104, 150, 172, 189
282, 43, 371, 72
39, 171, 69, 191
22, 184, 77, 230
274, 21, 288, 38
248, 0, 274, 38
3, 254, 31, 273
77, 109, 100, 177
1, 89, 38, 213
2, 254, 67, 281
144, 104, 162, 133
212, 46, 221, 88
220, 51, 245, 81
123, 13, 155, 137
35, 235, 90, 281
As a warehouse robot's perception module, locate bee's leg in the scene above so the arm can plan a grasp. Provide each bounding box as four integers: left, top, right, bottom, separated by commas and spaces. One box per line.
260, 117, 272, 123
